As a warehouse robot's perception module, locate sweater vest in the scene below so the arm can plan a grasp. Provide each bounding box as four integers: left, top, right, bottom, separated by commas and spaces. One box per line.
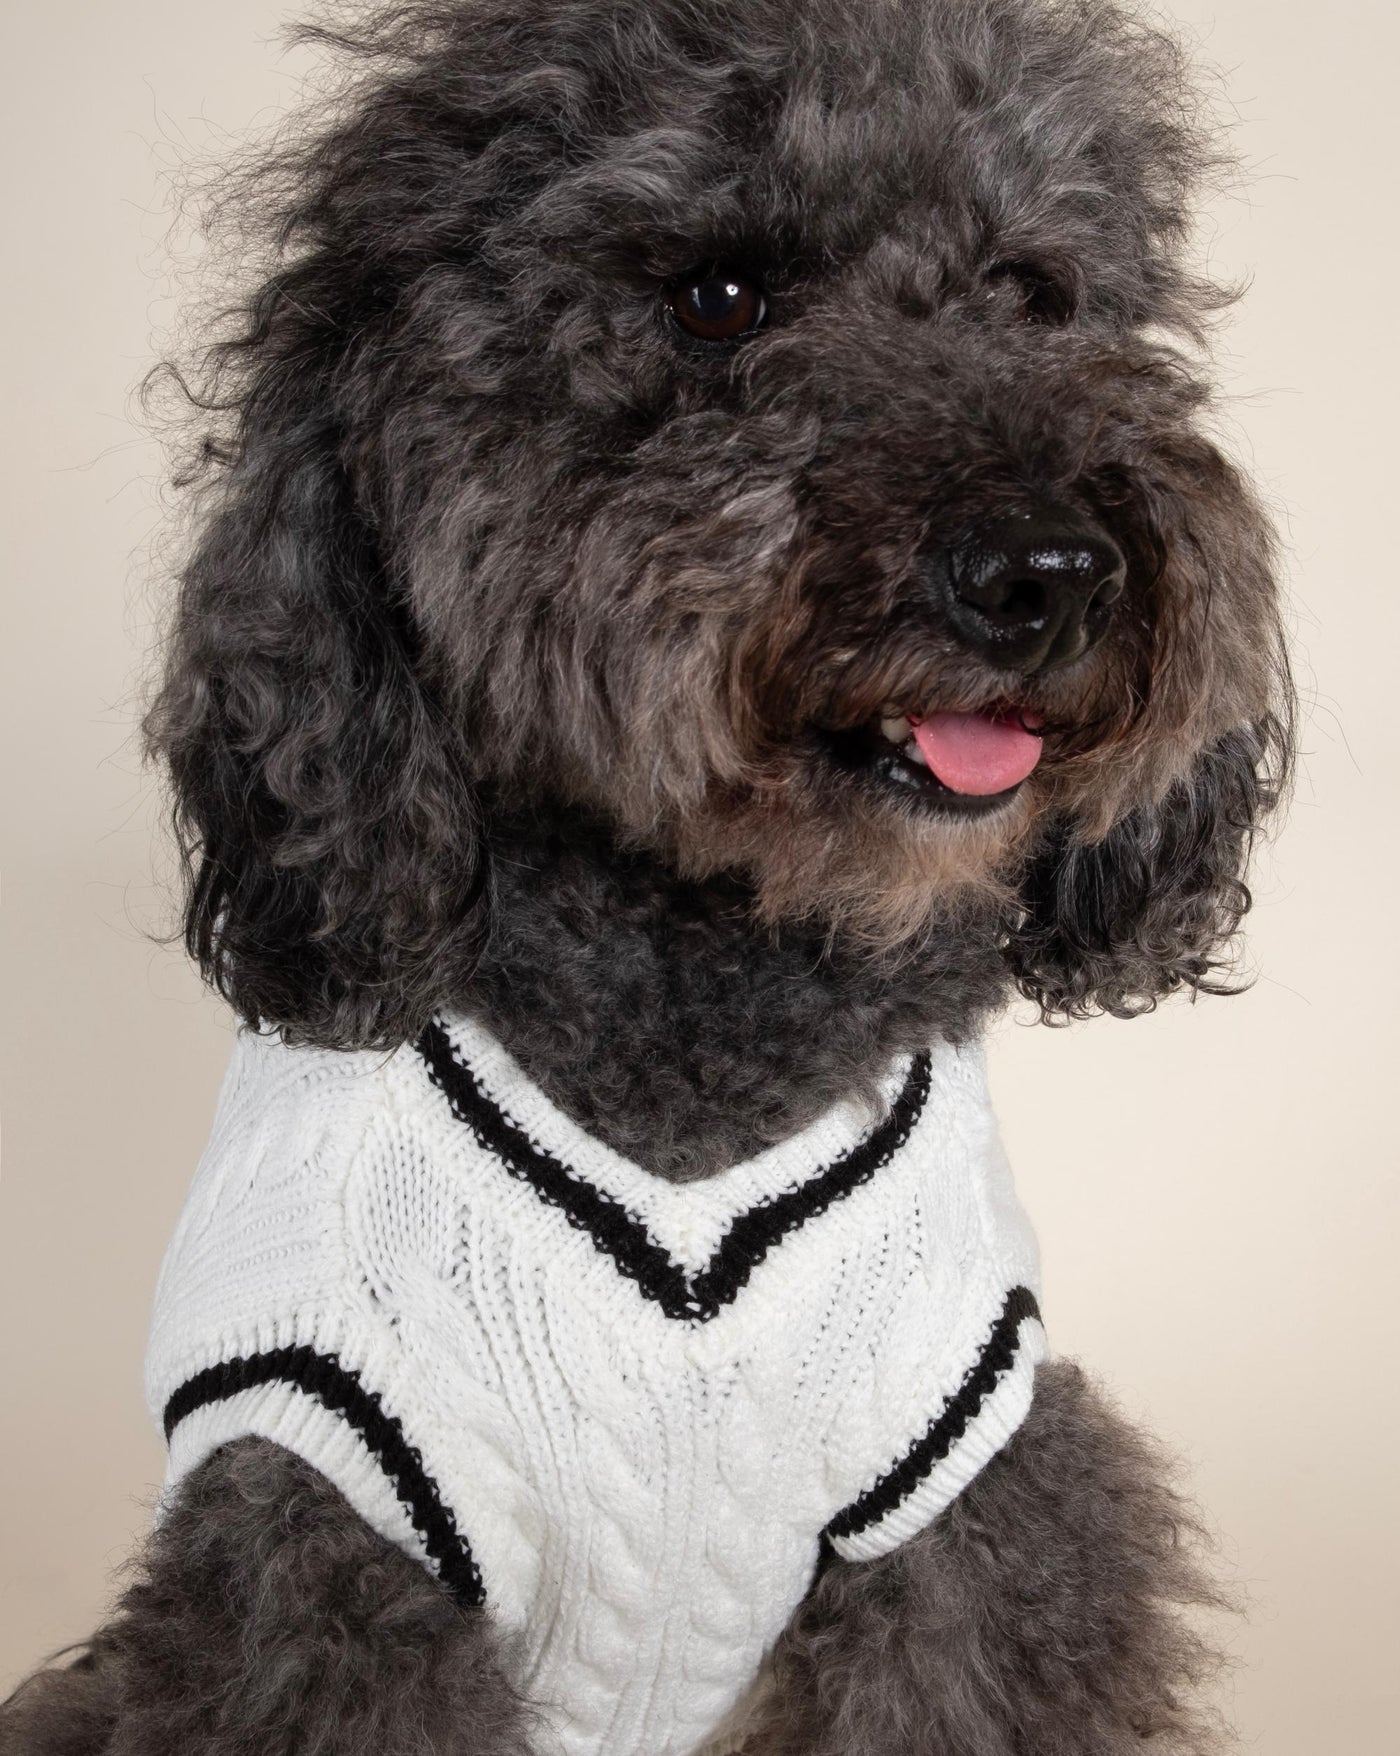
146, 1015, 1046, 1756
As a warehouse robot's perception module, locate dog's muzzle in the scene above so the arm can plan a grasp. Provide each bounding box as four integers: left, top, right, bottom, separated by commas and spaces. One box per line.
930, 512, 1127, 673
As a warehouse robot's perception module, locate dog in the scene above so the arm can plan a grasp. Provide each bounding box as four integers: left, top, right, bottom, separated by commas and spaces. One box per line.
3, 2, 1292, 1753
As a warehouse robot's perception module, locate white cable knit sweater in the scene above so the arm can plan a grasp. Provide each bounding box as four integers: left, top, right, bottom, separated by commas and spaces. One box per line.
146, 1015, 1045, 1756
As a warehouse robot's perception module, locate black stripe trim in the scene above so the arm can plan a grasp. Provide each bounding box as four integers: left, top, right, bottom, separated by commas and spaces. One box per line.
823, 1285, 1042, 1546
162, 1348, 486, 1607
417, 1019, 933, 1323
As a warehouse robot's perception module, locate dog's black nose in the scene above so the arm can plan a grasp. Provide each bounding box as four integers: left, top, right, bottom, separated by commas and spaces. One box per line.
943, 514, 1126, 672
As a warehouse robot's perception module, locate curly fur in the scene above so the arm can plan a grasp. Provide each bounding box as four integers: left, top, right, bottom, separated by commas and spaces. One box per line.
1012, 716, 1290, 1019
2, 1441, 534, 1756
467, 803, 1011, 1178
741, 1360, 1233, 1756
8, 1, 1292, 1750
144, 0, 1291, 1051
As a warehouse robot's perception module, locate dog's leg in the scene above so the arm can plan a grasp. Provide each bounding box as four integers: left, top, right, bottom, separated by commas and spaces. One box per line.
742, 1361, 1232, 1756
0, 1439, 533, 1756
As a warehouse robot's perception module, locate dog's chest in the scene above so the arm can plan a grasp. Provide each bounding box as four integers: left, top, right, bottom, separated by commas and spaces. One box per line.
148, 1017, 1044, 1756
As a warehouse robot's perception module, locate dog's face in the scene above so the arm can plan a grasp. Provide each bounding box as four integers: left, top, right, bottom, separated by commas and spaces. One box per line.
152, 0, 1292, 1043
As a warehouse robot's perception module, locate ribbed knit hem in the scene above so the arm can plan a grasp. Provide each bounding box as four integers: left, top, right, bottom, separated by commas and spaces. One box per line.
828, 1309, 1047, 1563
162, 1379, 433, 1570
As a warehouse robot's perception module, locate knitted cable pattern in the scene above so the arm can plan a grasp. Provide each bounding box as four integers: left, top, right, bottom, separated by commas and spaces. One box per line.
147, 1015, 1046, 1756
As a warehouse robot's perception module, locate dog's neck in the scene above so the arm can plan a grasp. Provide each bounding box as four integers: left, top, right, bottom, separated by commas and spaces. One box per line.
463, 806, 1012, 1181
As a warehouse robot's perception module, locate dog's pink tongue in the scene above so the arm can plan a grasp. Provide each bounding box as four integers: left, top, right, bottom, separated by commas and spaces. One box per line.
910, 711, 1042, 795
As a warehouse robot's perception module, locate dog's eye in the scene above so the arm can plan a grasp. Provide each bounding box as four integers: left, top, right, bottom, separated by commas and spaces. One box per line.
987, 261, 1078, 326
668, 268, 767, 342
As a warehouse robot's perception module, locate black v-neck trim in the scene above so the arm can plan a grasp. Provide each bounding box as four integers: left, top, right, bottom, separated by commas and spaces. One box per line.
416, 1019, 933, 1323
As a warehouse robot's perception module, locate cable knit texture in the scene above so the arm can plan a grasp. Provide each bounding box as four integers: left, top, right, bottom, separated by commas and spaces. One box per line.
146, 1016, 1045, 1756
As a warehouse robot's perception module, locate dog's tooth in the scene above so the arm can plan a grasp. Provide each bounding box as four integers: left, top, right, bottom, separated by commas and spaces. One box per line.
904, 736, 929, 768
879, 715, 910, 745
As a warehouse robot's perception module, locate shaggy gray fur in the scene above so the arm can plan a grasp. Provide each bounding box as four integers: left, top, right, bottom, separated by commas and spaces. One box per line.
467, 805, 1011, 1178
745, 1361, 1231, 1756
6, 0, 1290, 1749
2, 1441, 534, 1756
143, 0, 1289, 1054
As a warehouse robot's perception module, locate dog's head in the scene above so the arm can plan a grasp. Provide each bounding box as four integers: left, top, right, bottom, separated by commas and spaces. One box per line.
150, 0, 1292, 1044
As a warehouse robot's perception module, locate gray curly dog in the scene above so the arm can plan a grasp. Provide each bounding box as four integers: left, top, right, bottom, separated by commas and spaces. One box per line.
4, 2, 1292, 1753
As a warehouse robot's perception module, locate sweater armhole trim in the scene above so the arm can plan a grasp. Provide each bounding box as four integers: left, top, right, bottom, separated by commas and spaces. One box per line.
821, 1285, 1043, 1556
163, 1347, 486, 1607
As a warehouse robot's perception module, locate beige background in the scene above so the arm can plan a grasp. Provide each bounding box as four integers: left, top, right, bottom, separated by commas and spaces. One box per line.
3, 2, 1397, 1748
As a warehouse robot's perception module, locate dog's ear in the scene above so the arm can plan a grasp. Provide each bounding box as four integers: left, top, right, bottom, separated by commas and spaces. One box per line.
146, 411, 486, 1049
1006, 717, 1291, 1020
